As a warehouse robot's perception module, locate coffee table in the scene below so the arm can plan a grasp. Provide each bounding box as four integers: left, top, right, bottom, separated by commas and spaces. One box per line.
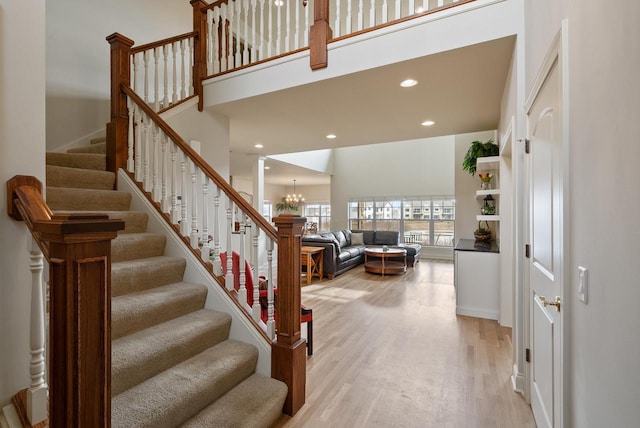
364, 248, 407, 276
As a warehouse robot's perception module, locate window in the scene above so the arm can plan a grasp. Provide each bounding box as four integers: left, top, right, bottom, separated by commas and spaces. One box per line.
303, 203, 331, 232
348, 197, 455, 247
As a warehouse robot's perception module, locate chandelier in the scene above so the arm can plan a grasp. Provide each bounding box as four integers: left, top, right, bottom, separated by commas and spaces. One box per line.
285, 179, 304, 206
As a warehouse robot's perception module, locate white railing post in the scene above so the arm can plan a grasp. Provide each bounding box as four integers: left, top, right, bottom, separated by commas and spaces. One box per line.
304, 0, 311, 46
180, 39, 187, 99
221, 3, 229, 71
251, 221, 261, 321
238, 218, 247, 307
259, 0, 266, 60
251, 0, 258, 62
357, 0, 364, 31
370, 0, 376, 27
276, 0, 282, 55
180, 153, 189, 236
267, 0, 273, 58
201, 175, 211, 262
243, 0, 250, 65
347, 0, 353, 34
382, 0, 388, 23
394, 0, 401, 20
285, 0, 291, 53
152, 124, 160, 201
213, 8, 221, 74
27, 239, 48, 426
143, 50, 150, 104
225, 197, 234, 290
161, 133, 169, 212
266, 238, 275, 339
134, 106, 143, 181
163, 45, 169, 108
127, 96, 135, 171
172, 42, 178, 104
170, 142, 179, 223
235, 1, 242, 67
189, 37, 195, 96
190, 160, 199, 248
153, 47, 160, 111
334, 0, 341, 37
212, 186, 222, 275
143, 112, 151, 192
206, 9, 214, 73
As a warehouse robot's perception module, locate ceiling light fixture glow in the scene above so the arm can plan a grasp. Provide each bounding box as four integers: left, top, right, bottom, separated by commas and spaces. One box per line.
400, 79, 418, 88
254, 143, 264, 148
264, 166, 271, 170
326, 134, 337, 139
421, 120, 435, 127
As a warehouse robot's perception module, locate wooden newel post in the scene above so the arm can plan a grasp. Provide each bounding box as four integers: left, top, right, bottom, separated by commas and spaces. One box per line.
106, 33, 134, 177
191, 0, 208, 111
40, 216, 124, 428
272, 214, 307, 415
309, 0, 332, 70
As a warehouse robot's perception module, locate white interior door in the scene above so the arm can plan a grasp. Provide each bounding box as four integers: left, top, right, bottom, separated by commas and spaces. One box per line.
527, 42, 565, 426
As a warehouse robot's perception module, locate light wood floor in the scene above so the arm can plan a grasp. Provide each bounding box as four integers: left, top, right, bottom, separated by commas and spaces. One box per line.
274, 260, 535, 428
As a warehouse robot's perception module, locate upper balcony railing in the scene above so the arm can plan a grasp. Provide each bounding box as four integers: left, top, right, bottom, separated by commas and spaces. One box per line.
202, 0, 473, 77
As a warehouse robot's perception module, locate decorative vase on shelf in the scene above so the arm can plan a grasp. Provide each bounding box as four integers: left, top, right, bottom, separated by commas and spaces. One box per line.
478, 172, 493, 190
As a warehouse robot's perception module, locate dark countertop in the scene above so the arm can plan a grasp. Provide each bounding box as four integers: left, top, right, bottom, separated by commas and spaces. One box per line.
455, 238, 500, 253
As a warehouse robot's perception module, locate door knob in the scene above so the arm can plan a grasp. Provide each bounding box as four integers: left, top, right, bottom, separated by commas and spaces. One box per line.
539, 295, 561, 312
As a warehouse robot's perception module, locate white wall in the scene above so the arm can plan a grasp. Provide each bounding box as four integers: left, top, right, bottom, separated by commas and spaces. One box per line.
525, 0, 640, 426
46, 0, 192, 150
0, 0, 46, 405
454, 130, 497, 241
268, 149, 334, 175
332, 136, 455, 230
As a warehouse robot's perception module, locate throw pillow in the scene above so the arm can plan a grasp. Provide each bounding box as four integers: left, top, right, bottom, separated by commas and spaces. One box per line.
351, 232, 364, 246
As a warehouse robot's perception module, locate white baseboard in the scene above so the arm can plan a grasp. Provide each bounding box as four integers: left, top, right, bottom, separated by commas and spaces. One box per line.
456, 306, 499, 320
0, 404, 21, 428
51, 128, 105, 153
511, 363, 526, 394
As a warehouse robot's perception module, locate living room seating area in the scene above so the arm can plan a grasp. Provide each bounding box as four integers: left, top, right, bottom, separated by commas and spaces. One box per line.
302, 229, 421, 279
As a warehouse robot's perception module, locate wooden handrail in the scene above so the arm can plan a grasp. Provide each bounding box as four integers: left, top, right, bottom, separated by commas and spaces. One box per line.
131, 31, 197, 55
121, 84, 278, 242
7, 175, 124, 428
203, 0, 231, 12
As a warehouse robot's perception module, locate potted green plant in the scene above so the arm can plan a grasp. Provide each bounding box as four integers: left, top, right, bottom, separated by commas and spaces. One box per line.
275, 198, 301, 214
462, 139, 499, 175
474, 221, 492, 242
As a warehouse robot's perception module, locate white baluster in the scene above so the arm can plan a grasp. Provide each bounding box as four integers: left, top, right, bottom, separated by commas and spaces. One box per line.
180, 153, 189, 236
294, 0, 299, 50
221, 3, 229, 71
153, 47, 160, 111
213, 8, 221, 74
276, 0, 282, 55
266, 238, 275, 339
285, 0, 290, 53
143, 112, 151, 192
201, 175, 210, 262
189, 37, 195, 96
370, 0, 376, 27
133, 52, 140, 94
225, 198, 234, 291
143, 50, 150, 104
228, 2, 235, 69
161, 133, 169, 212
170, 142, 179, 223
238, 218, 247, 307
127, 96, 134, 172
267, 0, 273, 58
190, 160, 199, 248
334, 0, 341, 37
409, 0, 415, 15
212, 186, 222, 275
172, 42, 178, 103
27, 240, 47, 426
162, 45, 169, 108
134, 106, 143, 182
251, 0, 257, 62
152, 124, 160, 201
243, 0, 250, 65
395, 0, 401, 20
347, 0, 353, 34
357, 0, 364, 31
235, 0, 242, 67
382, 0, 388, 23
251, 222, 261, 321
259, 0, 266, 59
438, 0, 445, 8
207, 9, 214, 73
304, 0, 310, 46
180, 39, 187, 99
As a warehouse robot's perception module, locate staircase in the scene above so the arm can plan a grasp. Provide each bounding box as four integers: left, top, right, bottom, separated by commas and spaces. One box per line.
45, 137, 287, 428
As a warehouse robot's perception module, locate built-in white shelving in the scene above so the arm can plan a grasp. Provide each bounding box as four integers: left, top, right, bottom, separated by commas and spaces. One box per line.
476, 156, 501, 221
477, 215, 501, 221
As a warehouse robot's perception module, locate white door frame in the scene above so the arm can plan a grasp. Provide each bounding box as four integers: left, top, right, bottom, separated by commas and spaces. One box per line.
523, 20, 570, 428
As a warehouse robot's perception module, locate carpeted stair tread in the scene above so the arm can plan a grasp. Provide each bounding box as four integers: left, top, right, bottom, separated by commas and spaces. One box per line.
112, 282, 208, 340
180, 373, 287, 428
46, 165, 115, 190
111, 340, 259, 428
67, 142, 106, 154
52, 210, 148, 234
46, 152, 106, 171
90, 136, 106, 144
112, 232, 167, 262
112, 256, 186, 297
46, 187, 131, 211
112, 309, 232, 396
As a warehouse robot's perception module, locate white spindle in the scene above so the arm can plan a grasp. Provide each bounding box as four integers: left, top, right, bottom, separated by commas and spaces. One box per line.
409, 0, 415, 15
225, 198, 234, 291
212, 186, 222, 275
382, 0, 388, 23
221, 3, 229, 71
170, 142, 179, 223
27, 240, 47, 426
143, 50, 150, 104
143, 113, 151, 192
285, 0, 290, 53
395, 0, 401, 20
228, 2, 235, 69
180, 39, 187, 99
153, 47, 160, 111
238, 219, 247, 306
243, 0, 250, 65
213, 8, 221, 74
357, 0, 364, 31
438, 0, 445, 8
127, 97, 134, 171
251, 0, 258, 63
276, 0, 282, 55
134, 106, 143, 182
189, 37, 195, 96
201, 175, 210, 262
266, 238, 275, 339
294, 0, 300, 50
190, 160, 199, 248
162, 45, 169, 108
334, 0, 341, 37
152, 124, 160, 201
180, 154, 189, 236
267, 0, 273, 58
370, 0, 376, 27
259, 0, 266, 60
206, 9, 215, 72
251, 221, 260, 321
133, 52, 140, 94
235, 0, 242, 67
347, 0, 353, 34
172, 42, 178, 104
304, 0, 311, 46
161, 134, 169, 212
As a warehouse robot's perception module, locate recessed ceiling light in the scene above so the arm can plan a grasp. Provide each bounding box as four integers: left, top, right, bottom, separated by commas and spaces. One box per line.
421, 120, 435, 126
400, 79, 418, 88
254, 143, 263, 148
264, 166, 271, 170
326, 134, 337, 139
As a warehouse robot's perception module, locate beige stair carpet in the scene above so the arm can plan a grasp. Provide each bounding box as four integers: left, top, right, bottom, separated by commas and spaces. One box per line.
45, 142, 287, 427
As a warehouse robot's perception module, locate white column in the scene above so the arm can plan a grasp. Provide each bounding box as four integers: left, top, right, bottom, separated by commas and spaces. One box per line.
27, 239, 47, 426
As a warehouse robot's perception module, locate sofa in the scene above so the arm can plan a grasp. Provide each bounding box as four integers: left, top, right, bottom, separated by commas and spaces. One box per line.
302, 229, 422, 279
